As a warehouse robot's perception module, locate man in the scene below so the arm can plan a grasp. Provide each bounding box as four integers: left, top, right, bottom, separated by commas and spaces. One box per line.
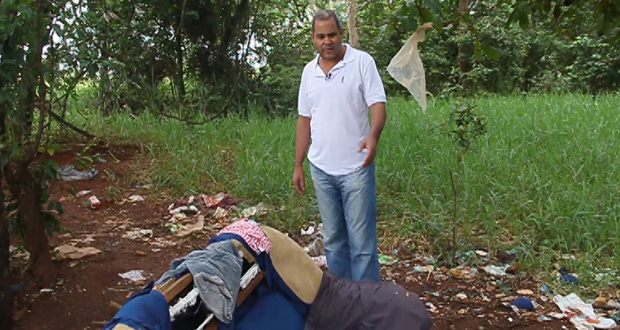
293, 9, 387, 282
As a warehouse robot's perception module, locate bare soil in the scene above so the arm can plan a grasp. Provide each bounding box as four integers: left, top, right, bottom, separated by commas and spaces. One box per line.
9, 146, 578, 329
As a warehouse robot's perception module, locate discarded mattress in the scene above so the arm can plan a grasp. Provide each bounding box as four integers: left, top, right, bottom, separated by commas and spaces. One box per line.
102, 218, 432, 330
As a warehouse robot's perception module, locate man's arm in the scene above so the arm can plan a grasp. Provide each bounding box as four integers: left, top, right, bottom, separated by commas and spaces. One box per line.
293, 115, 311, 194
359, 102, 386, 167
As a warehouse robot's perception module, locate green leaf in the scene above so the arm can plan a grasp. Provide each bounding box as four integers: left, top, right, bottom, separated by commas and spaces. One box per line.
0, 152, 9, 167
420, 8, 436, 23
424, 0, 442, 13
506, 6, 520, 28
87, 63, 99, 77
481, 44, 500, 60
474, 39, 482, 60
518, 2, 531, 13
47, 200, 64, 216
519, 13, 530, 30
52, 23, 63, 37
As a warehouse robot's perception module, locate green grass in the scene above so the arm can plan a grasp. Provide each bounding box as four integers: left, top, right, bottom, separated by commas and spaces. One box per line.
67, 92, 620, 288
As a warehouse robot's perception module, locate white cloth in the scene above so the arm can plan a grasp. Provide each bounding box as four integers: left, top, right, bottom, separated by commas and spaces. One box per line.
298, 44, 386, 176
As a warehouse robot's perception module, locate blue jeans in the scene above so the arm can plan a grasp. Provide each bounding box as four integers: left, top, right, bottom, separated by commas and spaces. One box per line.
309, 162, 381, 282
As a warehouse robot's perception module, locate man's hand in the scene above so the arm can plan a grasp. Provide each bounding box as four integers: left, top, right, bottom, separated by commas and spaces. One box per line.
293, 165, 306, 195
358, 135, 378, 167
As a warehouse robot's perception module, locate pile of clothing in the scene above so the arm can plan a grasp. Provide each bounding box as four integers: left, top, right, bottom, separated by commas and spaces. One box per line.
103, 218, 432, 330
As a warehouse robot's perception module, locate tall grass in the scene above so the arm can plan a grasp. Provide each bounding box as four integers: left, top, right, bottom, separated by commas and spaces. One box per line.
67, 92, 620, 285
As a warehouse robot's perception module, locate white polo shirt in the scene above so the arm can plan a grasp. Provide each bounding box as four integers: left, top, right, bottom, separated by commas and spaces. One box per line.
298, 44, 387, 176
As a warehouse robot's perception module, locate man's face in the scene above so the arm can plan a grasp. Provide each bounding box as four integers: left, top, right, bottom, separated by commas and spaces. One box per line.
311, 17, 344, 61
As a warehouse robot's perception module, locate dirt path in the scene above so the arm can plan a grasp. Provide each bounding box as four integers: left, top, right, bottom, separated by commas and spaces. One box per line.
10, 146, 577, 329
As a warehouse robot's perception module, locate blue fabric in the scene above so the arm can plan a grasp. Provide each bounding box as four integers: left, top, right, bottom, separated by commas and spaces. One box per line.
218, 281, 305, 330
309, 161, 380, 281
210, 233, 310, 317
103, 282, 171, 330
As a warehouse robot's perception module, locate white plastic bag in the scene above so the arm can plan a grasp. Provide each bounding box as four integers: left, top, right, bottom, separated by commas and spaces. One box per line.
387, 22, 433, 112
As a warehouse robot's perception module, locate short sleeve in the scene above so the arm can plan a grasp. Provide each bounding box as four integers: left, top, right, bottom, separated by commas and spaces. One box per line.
298, 67, 311, 117
361, 54, 387, 107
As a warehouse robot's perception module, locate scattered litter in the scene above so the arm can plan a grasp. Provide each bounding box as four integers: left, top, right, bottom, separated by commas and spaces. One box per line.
425, 302, 438, 313
54, 245, 102, 260
150, 237, 177, 248
378, 254, 399, 266
561, 273, 579, 284
506, 262, 519, 274
562, 254, 576, 260
455, 292, 468, 300
593, 297, 620, 310
475, 250, 488, 257
538, 314, 553, 322
512, 296, 535, 310
57, 165, 98, 181
484, 264, 509, 276
241, 202, 269, 218
501, 301, 521, 314
422, 283, 440, 297
517, 289, 534, 296
304, 238, 325, 257
122, 229, 153, 240
412, 265, 435, 273
213, 207, 228, 218
301, 226, 315, 236
175, 215, 205, 237
311, 255, 327, 268
594, 269, 617, 282
39, 288, 54, 294
496, 250, 516, 264
170, 213, 188, 223
88, 195, 101, 209
559, 267, 579, 284
128, 195, 145, 203
119, 270, 146, 282
70, 235, 96, 245
548, 312, 565, 319
169, 205, 198, 215
76, 190, 92, 197
553, 293, 617, 329
9, 245, 30, 260
203, 192, 240, 209
151, 248, 161, 253
449, 266, 478, 279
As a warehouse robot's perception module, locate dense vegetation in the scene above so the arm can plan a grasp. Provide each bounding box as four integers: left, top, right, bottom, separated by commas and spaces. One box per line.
1, 0, 619, 327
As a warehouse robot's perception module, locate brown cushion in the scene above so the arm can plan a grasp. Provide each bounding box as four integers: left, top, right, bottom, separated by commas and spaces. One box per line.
111, 324, 136, 330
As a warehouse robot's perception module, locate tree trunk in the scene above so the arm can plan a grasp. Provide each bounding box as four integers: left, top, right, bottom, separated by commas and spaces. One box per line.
458, 0, 469, 88
347, 0, 361, 48
100, 0, 112, 115
175, 34, 186, 99
0, 168, 12, 330
9, 167, 57, 287
175, 0, 187, 100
